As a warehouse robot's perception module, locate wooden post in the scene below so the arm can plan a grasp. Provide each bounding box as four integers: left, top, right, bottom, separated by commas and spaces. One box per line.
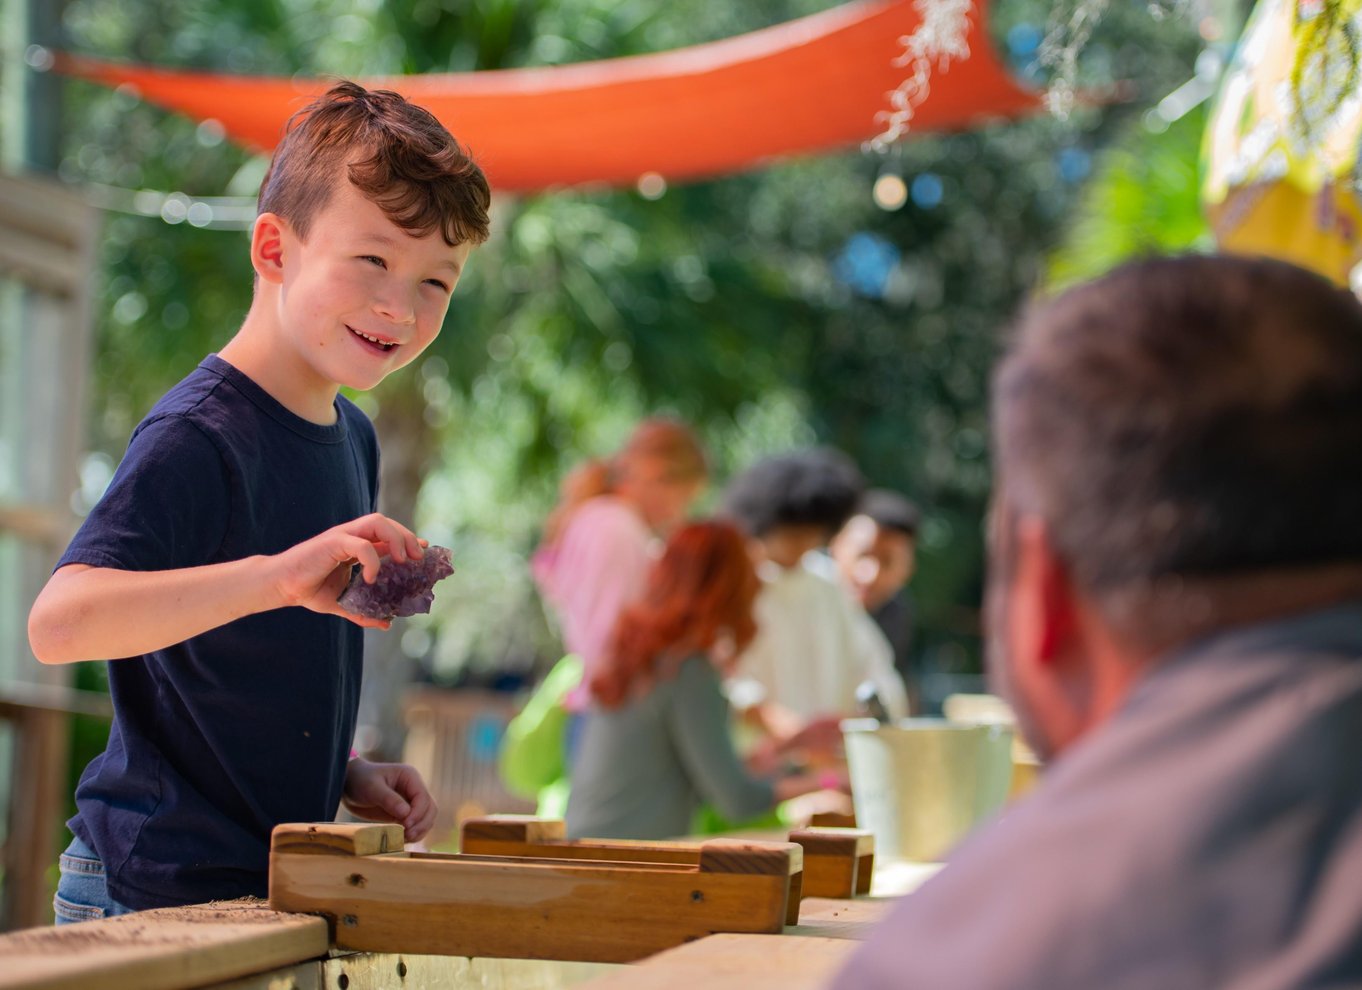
0, 164, 100, 931
0, 687, 111, 931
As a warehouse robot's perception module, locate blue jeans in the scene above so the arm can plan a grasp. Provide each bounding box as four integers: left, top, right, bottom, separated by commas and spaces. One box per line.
53, 835, 135, 925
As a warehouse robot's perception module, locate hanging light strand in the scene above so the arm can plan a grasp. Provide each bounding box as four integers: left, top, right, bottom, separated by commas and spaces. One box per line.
869, 0, 973, 151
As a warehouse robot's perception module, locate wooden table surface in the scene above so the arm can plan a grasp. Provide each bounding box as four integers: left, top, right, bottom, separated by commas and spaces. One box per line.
571, 882, 936, 990
0, 853, 939, 990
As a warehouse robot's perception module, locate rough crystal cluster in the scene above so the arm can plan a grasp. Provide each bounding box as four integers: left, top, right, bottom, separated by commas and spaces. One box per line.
337, 545, 455, 620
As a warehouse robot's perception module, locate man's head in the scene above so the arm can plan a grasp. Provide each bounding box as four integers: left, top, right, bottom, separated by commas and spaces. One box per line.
987, 254, 1362, 758
722, 449, 864, 569
247, 82, 491, 406
831, 489, 920, 611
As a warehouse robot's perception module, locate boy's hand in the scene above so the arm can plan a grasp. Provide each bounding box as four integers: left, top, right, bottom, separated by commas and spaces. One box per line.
342, 757, 438, 843
269, 513, 427, 629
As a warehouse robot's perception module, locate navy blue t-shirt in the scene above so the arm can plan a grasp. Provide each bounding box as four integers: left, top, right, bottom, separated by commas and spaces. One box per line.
59, 354, 378, 909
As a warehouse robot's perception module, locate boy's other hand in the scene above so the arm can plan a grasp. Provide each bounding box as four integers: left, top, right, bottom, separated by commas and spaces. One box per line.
268, 513, 426, 628
342, 757, 438, 843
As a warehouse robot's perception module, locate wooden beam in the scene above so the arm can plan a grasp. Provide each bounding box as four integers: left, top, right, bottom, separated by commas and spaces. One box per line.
460, 816, 808, 924
0, 683, 113, 720
0, 503, 68, 545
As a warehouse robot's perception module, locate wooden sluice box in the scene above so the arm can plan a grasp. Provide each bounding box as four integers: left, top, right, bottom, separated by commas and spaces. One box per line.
269, 821, 810, 963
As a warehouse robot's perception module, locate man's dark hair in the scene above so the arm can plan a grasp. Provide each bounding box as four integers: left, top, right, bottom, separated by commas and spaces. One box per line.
993, 253, 1362, 593
858, 489, 921, 538
722, 448, 864, 538
258, 81, 491, 247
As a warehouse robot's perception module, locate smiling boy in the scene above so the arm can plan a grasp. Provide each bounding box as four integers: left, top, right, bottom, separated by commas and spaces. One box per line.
27, 82, 490, 921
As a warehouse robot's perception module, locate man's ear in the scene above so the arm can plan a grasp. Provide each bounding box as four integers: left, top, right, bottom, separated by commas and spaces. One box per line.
251, 213, 288, 284
1014, 516, 1079, 666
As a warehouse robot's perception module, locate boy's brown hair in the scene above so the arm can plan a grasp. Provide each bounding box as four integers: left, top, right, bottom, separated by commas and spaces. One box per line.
258, 80, 491, 247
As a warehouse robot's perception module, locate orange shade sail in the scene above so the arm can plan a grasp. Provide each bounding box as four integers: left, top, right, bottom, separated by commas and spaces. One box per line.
54, 0, 1043, 193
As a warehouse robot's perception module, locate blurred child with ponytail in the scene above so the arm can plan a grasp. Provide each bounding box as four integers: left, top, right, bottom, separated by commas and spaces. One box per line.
500, 417, 707, 814
565, 520, 842, 839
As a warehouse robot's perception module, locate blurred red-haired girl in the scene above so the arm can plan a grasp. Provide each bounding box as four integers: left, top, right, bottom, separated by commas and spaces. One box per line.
565, 520, 841, 839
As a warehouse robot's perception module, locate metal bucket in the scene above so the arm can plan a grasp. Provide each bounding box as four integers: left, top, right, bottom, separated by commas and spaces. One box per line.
841, 718, 1014, 863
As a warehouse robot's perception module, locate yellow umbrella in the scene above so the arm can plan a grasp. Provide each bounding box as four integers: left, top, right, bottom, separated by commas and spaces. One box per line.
1203, 0, 1362, 285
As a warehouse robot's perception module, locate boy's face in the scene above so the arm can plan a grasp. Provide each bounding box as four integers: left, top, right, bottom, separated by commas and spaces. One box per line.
269, 177, 472, 395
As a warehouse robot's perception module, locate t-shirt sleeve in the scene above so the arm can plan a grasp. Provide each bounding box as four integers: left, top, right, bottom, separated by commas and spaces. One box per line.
58, 415, 231, 573
665, 657, 776, 822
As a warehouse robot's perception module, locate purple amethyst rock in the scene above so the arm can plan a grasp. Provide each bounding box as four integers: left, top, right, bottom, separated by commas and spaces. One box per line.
337, 545, 455, 620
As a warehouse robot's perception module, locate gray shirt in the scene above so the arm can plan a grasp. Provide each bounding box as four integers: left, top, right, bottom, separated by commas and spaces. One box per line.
565, 654, 776, 839
833, 602, 1362, 990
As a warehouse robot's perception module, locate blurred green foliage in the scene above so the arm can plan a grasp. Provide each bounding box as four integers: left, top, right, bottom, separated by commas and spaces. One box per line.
42, 0, 1206, 689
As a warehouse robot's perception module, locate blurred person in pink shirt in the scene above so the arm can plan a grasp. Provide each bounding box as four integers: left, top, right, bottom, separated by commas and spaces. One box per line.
532, 417, 708, 683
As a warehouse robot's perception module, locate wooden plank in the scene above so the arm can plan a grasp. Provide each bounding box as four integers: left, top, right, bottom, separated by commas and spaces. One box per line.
461, 817, 713, 864
0, 902, 329, 990
0, 172, 95, 247
0, 685, 113, 720
571, 933, 861, 990
465, 822, 708, 866
461, 819, 810, 925
0, 503, 68, 546
269, 836, 799, 963
458, 837, 701, 866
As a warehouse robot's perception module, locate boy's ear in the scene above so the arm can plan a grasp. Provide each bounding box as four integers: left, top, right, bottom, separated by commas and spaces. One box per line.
251, 213, 288, 284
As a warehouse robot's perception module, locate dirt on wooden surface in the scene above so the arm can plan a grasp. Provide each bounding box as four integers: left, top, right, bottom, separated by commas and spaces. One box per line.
1, 898, 321, 951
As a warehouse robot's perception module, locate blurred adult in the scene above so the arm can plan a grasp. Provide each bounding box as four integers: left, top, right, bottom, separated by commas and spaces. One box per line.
565, 521, 841, 839
833, 254, 1362, 989
829, 489, 922, 707
723, 449, 908, 751
533, 417, 708, 679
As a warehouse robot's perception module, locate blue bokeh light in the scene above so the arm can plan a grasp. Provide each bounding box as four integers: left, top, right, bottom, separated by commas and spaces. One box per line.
834, 232, 901, 299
